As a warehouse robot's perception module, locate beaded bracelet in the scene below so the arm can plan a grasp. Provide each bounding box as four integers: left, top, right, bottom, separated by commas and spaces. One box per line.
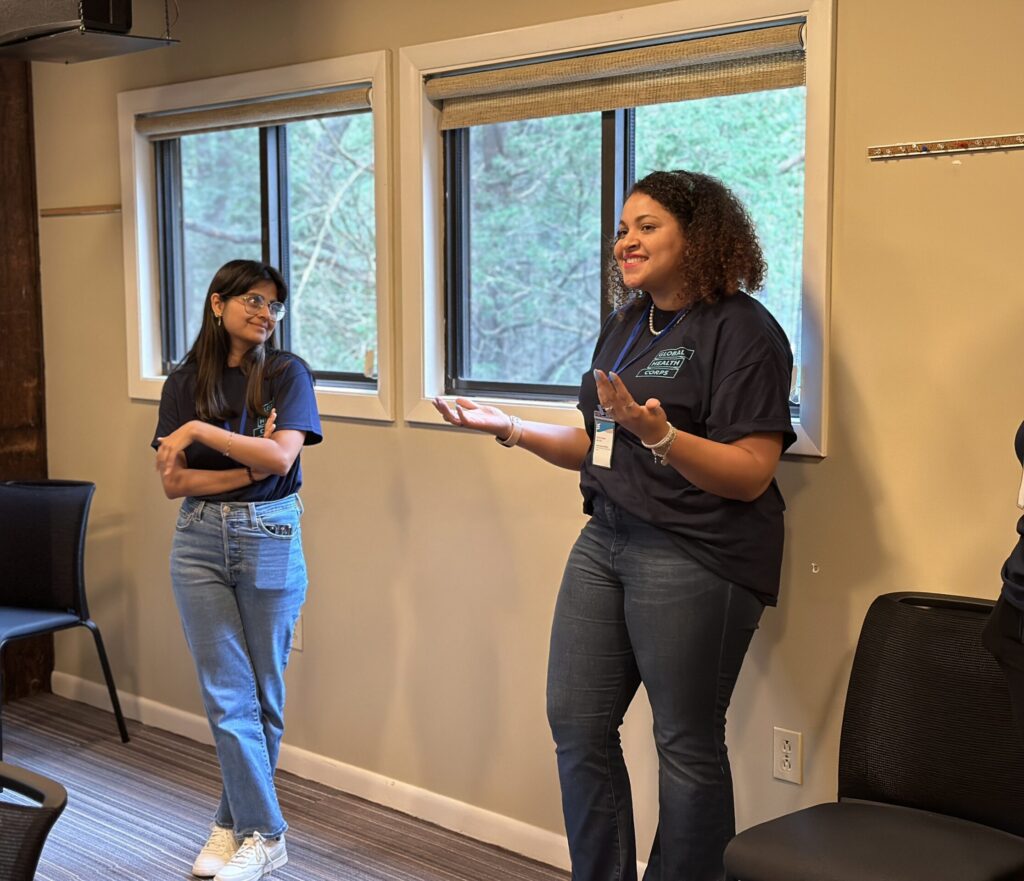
641, 424, 678, 465
495, 415, 524, 448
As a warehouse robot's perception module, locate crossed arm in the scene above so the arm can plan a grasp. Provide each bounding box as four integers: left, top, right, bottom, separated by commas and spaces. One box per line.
155, 409, 307, 500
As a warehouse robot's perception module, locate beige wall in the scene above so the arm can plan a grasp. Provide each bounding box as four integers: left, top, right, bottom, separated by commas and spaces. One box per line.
31, 0, 1024, 857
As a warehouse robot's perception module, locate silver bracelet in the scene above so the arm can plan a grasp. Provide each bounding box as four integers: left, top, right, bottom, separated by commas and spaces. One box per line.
641, 424, 678, 465
223, 431, 235, 458
495, 415, 524, 448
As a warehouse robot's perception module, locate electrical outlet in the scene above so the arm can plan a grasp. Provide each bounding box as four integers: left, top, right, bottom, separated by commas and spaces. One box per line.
292, 615, 304, 653
773, 727, 802, 784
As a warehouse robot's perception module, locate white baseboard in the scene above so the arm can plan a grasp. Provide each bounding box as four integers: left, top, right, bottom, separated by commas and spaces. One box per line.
51, 672, 571, 871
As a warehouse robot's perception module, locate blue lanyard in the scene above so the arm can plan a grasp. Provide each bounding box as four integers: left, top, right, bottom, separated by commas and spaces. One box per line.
608, 304, 689, 376
223, 408, 247, 436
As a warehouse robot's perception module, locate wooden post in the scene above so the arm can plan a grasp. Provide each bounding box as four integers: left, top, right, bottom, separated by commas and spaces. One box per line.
0, 59, 53, 700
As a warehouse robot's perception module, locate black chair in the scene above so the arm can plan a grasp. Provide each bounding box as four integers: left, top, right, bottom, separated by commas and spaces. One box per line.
0, 761, 67, 881
724, 591, 1024, 881
0, 480, 129, 758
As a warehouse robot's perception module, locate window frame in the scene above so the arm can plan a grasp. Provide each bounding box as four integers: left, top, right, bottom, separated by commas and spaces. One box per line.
118, 51, 394, 421
443, 111, 626, 400
399, 0, 834, 455
154, 117, 376, 385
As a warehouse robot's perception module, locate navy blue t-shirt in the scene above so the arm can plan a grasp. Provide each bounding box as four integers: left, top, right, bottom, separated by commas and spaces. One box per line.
1001, 420, 1024, 611
578, 293, 796, 603
152, 353, 322, 502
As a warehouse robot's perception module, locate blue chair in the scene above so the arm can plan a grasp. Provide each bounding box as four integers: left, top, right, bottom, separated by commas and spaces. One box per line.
0, 480, 128, 758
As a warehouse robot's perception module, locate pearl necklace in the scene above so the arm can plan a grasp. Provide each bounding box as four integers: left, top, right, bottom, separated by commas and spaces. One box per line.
648, 303, 667, 336
649, 301, 690, 336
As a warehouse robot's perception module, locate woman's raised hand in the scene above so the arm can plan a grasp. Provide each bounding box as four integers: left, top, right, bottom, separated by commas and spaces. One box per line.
432, 397, 514, 439
593, 369, 670, 446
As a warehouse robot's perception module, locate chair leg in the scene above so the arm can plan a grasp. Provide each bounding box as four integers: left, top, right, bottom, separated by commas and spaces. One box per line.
82, 621, 130, 744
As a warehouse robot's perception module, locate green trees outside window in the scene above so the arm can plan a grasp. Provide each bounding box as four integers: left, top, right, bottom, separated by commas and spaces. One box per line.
449, 86, 806, 399
463, 113, 602, 388
161, 110, 377, 381
286, 114, 376, 376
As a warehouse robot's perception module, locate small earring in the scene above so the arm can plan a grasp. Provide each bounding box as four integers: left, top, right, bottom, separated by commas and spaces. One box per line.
215, 313, 222, 327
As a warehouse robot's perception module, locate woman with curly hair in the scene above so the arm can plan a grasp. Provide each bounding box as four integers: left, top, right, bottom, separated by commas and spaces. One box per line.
434, 170, 795, 881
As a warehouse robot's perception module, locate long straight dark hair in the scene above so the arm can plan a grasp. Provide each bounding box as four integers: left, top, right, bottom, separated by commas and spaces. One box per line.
182, 259, 289, 422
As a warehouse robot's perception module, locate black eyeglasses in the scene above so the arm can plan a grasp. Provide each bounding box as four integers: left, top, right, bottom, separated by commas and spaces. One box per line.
236, 293, 286, 321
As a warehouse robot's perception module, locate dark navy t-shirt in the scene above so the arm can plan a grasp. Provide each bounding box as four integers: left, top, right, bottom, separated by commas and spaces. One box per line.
1001, 420, 1024, 611
152, 353, 322, 502
578, 293, 796, 603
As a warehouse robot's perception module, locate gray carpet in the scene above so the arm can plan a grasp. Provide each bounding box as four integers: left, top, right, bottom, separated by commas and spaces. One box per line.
2, 693, 569, 881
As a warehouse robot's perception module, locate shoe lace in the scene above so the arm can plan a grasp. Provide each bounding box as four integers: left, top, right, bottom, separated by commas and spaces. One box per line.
208, 826, 236, 853
228, 832, 268, 867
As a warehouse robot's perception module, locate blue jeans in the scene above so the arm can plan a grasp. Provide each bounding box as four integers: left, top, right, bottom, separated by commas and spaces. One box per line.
170, 495, 307, 838
547, 497, 765, 881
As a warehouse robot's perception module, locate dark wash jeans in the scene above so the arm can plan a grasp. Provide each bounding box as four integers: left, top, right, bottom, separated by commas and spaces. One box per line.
983, 594, 1024, 739
546, 497, 765, 881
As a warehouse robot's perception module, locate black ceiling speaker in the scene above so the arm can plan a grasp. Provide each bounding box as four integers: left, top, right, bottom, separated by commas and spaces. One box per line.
0, 0, 133, 42
0, 0, 177, 63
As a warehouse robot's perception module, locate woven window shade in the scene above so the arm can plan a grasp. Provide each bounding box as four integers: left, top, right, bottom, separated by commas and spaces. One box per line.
137, 86, 372, 141
427, 23, 804, 130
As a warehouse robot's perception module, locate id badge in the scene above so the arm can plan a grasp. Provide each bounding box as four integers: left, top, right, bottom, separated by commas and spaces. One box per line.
593, 413, 615, 469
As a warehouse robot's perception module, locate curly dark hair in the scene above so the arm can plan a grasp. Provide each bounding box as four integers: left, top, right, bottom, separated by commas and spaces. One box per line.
606, 170, 766, 314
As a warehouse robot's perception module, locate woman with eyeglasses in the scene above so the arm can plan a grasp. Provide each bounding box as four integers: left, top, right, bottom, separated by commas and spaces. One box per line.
152, 259, 321, 881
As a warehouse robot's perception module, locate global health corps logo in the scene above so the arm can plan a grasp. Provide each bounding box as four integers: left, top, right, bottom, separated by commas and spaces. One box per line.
636, 347, 694, 379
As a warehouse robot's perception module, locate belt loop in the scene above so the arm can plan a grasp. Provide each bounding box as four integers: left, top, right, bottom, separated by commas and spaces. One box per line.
195, 500, 206, 521
247, 502, 257, 526
295, 495, 304, 515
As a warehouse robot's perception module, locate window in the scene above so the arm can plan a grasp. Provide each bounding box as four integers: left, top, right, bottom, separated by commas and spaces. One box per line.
119, 52, 394, 420
445, 113, 603, 397
146, 88, 375, 383
400, 1, 833, 454
634, 88, 807, 398
438, 23, 805, 399
285, 115, 377, 377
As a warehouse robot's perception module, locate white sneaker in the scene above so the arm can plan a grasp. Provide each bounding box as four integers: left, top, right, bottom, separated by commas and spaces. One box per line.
214, 832, 288, 881
192, 825, 239, 878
